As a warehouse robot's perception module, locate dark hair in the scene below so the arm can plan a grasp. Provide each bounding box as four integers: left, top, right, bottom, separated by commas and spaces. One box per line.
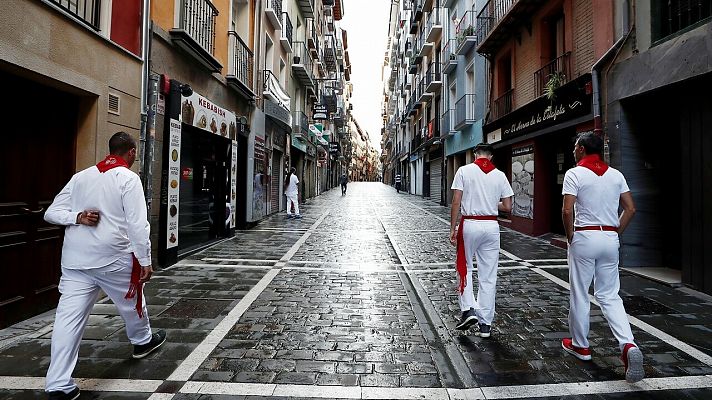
285, 167, 296, 188
109, 132, 137, 155
576, 132, 603, 156
473, 143, 493, 156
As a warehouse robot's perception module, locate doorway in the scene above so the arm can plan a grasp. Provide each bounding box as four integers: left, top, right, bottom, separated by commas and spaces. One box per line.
0, 71, 77, 328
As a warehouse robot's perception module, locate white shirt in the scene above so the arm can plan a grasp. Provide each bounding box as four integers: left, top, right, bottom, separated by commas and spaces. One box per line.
44, 165, 152, 269
395, 174, 401, 183
285, 174, 299, 196
451, 163, 514, 216
562, 165, 630, 227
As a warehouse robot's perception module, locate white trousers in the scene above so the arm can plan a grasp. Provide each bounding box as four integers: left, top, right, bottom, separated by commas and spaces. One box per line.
46, 255, 152, 393
568, 231, 635, 350
458, 220, 500, 325
286, 194, 300, 215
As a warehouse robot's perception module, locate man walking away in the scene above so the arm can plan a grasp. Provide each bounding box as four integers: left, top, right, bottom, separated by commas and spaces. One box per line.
450, 144, 513, 336
561, 132, 643, 383
395, 173, 402, 193
340, 173, 348, 195
44, 132, 166, 400
285, 167, 301, 219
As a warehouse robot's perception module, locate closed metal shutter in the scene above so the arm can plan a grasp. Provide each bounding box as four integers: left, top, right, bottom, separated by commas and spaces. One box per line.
270, 154, 281, 214
429, 158, 442, 202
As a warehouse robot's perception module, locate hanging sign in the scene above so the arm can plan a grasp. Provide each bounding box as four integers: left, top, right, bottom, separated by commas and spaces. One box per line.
313, 104, 328, 121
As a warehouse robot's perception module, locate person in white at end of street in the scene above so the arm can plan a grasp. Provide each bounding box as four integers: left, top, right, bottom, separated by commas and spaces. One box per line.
450, 143, 513, 337
284, 167, 301, 219
561, 132, 643, 383
43, 132, 166, 400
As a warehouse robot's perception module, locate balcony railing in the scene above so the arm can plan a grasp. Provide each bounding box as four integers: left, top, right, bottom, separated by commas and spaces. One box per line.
227, 31, 254, 92
49, 0, 101, 30
425, 7, 442, 43
652, 0, 712, 42
491, 88, 513, 121
534, 52, 571, 98
455, 94, 476, 129
425, 62, 441, 93
442, 39, 458, 74
266, 0, 282, 29
280, 12, 293, 52
441, 109, 456, 136
178, 0, 218, 54
426, 116, 440, 140
455, 11, 477, 55
476, 0, 515, 45
293, 111, 309, 135
292, 41, 314, 88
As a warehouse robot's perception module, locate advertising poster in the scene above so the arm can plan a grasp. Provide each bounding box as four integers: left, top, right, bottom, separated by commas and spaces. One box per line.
167, 119, 181, 248
230, 140, 238, 228
181, 91, 237, 137
512, 145, 534, 219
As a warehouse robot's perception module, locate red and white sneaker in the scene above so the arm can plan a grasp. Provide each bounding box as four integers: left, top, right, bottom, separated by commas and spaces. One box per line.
621, 343, 645, 383
561, 338, 592, 361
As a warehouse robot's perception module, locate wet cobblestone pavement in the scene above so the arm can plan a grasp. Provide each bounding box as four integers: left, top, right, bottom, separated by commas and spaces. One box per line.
2, 183, 712, 399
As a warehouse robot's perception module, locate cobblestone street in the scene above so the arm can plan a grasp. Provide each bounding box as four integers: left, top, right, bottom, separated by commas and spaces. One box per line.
2, 183, 712, 399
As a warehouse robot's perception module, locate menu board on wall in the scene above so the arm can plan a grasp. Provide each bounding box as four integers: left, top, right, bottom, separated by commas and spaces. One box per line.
512, 145, 534, 219
230, 140, 237, 229
167, 119, 181, 248
181, 92, 237, 138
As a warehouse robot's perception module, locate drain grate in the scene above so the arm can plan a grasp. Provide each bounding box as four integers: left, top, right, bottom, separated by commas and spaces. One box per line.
161, 298, 232, 319
622, 295, 677, 315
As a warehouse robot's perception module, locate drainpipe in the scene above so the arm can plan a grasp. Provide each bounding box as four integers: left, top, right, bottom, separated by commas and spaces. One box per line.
139, 0, 154, 211
592, 0, 631, 138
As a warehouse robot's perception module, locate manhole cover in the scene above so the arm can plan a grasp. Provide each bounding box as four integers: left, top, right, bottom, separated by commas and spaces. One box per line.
161, 298, 232, 319
622, 296, 677, 315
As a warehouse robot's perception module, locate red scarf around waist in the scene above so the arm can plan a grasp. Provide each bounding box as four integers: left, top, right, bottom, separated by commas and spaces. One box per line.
577, 154, 608, 176
96, 154, 144, 318
456, 215, 498, 294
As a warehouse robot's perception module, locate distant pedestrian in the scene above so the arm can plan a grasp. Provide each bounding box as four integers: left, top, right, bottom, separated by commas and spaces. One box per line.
561, 132, 643, 383
44, 132, 166, 400
340, 173, 348, 195
450, 143, 513, 336
284, 167, 301, 219
395, 173, 402, 193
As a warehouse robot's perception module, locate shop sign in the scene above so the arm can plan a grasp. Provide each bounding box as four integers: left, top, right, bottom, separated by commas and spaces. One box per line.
309, 123, 323, 137
254, 136, 266, 163
487, 128, 502, 144
181, 167, 193, 180
264, 99, 292, 127
329, 142, 340, 153
230, 140, 237, 228
307, 144, 317, 158
313, 104, 328, 120
181, 91, 238, 138
511, 145, 534, 220
167, 119, 181, 249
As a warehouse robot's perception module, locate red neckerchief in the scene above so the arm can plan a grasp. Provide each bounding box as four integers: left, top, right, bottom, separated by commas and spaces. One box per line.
95, 154, 144, 319
96, 155, 129, 173
577, 154, 608, 176
474, 158, 496, 174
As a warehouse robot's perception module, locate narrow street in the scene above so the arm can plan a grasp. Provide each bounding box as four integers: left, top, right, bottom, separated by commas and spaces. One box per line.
2, 183, 712, 399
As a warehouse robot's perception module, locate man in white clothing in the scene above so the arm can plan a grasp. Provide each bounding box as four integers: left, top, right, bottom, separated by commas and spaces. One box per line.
44, 132, 166, 400
561, 132, 643, 383
285, 167, 301, 219
450, 144, 513, 336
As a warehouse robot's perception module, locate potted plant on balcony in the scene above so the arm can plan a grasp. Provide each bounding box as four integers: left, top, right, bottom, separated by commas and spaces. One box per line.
544, 71, 566, 101
293, 55, 301, 64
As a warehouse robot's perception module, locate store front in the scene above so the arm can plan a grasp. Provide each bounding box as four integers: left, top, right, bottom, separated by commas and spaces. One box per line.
485, 74, 593, 237
160, 82, 238, 264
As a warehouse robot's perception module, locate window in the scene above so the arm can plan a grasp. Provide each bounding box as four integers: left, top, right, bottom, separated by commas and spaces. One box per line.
652, 0, 712, 43
49, 0, 101, 30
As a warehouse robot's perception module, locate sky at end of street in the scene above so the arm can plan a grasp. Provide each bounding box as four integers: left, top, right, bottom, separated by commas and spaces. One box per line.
340, 0, 391, 151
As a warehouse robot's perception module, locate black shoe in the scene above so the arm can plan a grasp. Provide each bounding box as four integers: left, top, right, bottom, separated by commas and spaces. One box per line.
133, 330, 167, 359
455, 309, 478, 330
48, 387, 80, 400
477, 324, 492, 338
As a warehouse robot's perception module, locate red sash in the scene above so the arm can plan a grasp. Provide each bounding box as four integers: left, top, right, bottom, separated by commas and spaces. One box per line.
577, 154, 608, 176
96, 155, 144, 318
456, 215, 498, 294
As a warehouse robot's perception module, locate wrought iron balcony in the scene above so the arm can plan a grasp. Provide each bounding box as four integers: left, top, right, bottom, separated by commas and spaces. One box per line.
476, 0, 548, 55
417, 28, 433, 58
652, 0, 712, 43
307, 18, 320, 57
48, 0, 101, 30
291, 42, 314, 88
426, 116, 440, 140
425, 62, 441, 94
534, 52, 571, 98
265, 0, 282, 29
324, 35, 338, 72
455, 11, 477, 55
293, 110, 309, 136
425, 7, 442, 43
491, 88, 513, 121
417, 74, 432, 103
441, 109, 456, 137
442, 39, 458, 74
455, 94, 476, 130
227, 31, 254, 99
280, 13, 293, 53
171, 0, 221, 72
297, 0, 314, 18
